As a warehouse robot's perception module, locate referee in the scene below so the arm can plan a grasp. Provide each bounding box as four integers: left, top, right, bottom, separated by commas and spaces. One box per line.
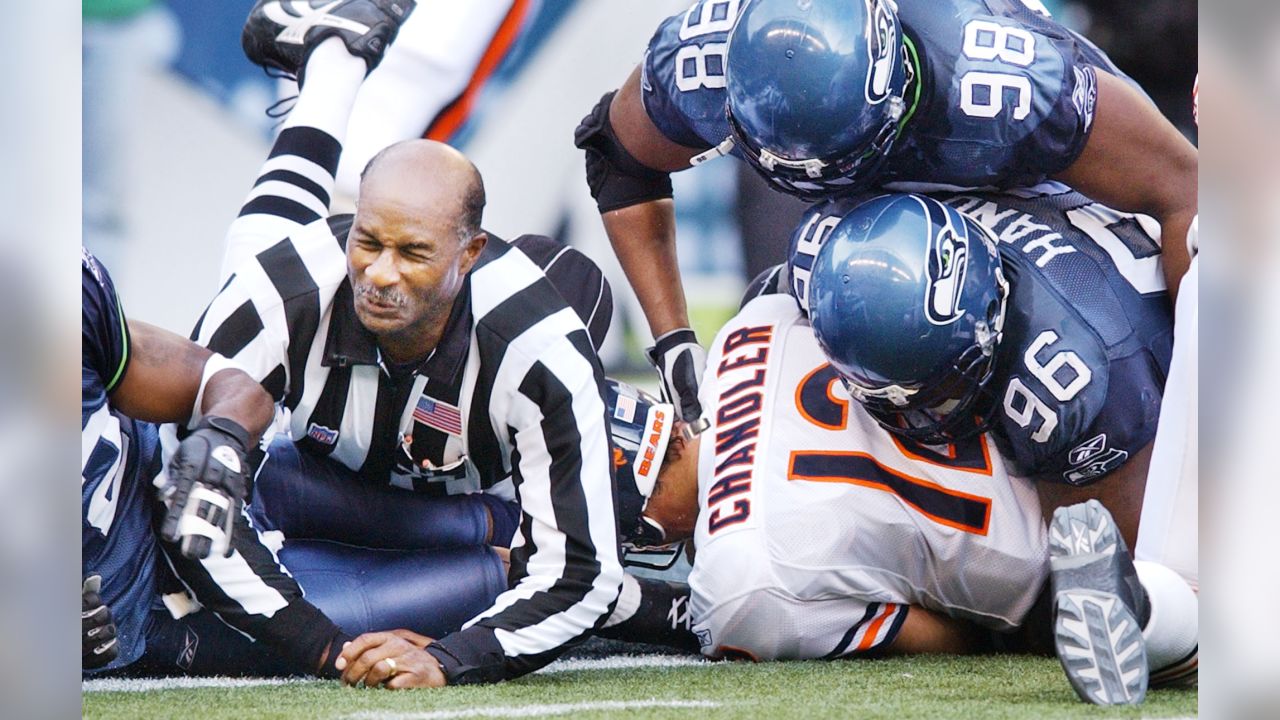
180, 3, 622, 686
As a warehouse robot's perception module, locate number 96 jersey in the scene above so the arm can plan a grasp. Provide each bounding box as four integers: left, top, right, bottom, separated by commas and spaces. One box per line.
688, 295, 1047, 661
644, 0, 1138, 190
944, 186, 1174, 483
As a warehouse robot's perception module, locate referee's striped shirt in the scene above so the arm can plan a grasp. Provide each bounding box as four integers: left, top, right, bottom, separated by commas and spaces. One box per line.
191, 213, 622, 683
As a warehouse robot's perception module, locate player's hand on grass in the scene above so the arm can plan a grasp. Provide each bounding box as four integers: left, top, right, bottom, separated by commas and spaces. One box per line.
82, 575, 119, 670
336, 630, 446, 689
156, 416, 252, 559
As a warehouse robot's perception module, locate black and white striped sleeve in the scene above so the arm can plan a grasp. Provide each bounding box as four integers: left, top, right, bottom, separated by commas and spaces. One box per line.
427, 280, 623, 683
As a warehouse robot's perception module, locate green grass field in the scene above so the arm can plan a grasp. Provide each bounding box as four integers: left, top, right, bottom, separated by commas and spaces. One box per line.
84, 654, 1197, 720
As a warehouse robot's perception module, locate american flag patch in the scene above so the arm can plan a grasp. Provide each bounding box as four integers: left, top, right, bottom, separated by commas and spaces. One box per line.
413, 394, 463, 436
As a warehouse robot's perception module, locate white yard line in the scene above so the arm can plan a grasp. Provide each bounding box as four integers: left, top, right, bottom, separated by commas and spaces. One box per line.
537, 654, 709, 674
343, 700, 721, 720
82, 676, 308, 693
82, 654, 707, 693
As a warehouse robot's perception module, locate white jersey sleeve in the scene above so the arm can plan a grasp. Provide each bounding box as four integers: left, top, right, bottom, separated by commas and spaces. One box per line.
689, 296, 1048, 660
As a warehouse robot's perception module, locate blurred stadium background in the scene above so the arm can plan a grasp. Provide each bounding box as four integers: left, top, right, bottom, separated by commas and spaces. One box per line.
87, 0, 1197, 376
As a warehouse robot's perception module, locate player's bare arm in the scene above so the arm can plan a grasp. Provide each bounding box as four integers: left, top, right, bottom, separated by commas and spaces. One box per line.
1034, 441, 1154, 552
1053, 71, 1198, 301
596, 66, 705, 339
113, 318, 275, 559
110, 319, 273, 438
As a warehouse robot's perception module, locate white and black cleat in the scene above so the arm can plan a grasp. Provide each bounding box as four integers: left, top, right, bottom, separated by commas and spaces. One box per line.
241, 0, 415, 84
1049, 499, 1150, 706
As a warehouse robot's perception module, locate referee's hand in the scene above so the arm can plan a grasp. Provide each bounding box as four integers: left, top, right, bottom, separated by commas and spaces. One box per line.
156, 417, 252, 560
82, 575, 118, 670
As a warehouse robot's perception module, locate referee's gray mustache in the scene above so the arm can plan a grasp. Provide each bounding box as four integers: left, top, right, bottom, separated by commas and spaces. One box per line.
355, 283, 407, 308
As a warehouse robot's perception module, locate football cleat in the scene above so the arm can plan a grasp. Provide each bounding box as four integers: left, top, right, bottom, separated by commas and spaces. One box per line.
241, 0, 415, 84
1049, 499, 1151, 706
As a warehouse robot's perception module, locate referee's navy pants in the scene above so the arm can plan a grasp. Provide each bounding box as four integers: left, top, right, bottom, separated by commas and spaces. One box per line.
249, 435, 519, 549
120, 436, 516, 677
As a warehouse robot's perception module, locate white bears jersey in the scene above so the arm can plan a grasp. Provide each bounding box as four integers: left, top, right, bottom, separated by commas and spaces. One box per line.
688, 295, 1048, 660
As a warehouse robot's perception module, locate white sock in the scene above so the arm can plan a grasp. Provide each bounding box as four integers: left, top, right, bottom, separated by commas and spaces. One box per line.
1136, 560, 1198, 685
602, 573, 642, 628
282, 38, 368, 140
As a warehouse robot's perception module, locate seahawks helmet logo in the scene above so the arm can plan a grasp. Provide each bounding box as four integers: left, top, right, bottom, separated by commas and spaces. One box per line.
924, 222, 969, 326
865, 0, 899, 104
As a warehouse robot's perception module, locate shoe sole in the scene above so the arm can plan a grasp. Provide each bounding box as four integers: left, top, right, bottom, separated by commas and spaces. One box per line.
1049, 499, 1148, 706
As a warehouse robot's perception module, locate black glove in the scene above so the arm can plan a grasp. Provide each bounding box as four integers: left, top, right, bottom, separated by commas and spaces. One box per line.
82, 575, 118, 670
157, 416, 252, 560
645, 328, 709, 431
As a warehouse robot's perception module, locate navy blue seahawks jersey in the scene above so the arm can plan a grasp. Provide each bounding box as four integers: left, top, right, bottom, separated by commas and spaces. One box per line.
789, 184, 1172, 482
82, 249, 162, 670
643, 0, 1137, 190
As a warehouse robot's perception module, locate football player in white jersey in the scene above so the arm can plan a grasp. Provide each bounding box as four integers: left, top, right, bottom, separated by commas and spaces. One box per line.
605, 293, 1198, 705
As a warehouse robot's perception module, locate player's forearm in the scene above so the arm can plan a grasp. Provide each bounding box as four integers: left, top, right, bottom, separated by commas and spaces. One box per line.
1157, 209, 1195, 302
1052, 71, 1197, 301
200, 366, 276, 442
603, 199, 690, 337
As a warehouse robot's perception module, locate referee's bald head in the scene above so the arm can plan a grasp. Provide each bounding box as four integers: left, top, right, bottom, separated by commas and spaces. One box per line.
359, 139, 486, 244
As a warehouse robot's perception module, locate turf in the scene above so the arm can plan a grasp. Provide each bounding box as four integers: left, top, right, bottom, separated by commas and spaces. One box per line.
84, 654, 1196, 720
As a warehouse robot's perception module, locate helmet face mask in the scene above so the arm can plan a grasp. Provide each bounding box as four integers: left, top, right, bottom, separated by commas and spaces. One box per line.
807, 194, 1009, 447
604, 379, 677, 546
724, 0, 911, 200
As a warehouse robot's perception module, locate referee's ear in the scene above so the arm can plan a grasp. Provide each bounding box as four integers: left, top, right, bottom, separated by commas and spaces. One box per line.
459, 232, 488, 277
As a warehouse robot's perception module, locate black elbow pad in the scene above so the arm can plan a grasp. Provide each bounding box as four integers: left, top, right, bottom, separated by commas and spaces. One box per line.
574, 90, 674, 213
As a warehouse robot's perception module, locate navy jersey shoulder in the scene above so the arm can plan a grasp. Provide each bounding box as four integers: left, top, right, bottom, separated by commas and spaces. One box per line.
942, 186, 1173, 481
642, 0, 1132, 189
82, 249, 130, 422
641, 0, 741, 150
81, 249, 162, 671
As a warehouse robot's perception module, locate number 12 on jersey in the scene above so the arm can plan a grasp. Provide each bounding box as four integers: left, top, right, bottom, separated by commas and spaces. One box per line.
793, 364, 994, 535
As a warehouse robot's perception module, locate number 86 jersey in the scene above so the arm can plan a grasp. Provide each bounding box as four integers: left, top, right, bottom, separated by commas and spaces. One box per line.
688, 295, 1047, 660
644, 0, 1139, 191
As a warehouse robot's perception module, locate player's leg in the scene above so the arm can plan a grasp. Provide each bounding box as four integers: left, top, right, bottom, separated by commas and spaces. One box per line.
1047, 499, 1197, 704
1049, 499, 1150, 705
249, 435, 518, 549
222, 0, 414, 280
332, 0, 521, 208
1136, 257, 1198, 588
279, 540, 508, 636
596, 573, 700, 652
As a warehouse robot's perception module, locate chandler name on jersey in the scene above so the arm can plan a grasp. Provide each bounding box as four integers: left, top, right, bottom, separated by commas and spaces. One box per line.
644, 0, 1130, 190
688, 295, 1047, 661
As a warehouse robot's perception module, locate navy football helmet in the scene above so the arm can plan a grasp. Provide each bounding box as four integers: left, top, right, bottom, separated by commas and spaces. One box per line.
606, 378, 675, 546
806, 194, 1009, 444
725, 0, 912, 199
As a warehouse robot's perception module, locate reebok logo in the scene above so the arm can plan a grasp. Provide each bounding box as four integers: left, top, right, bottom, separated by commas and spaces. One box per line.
264, 1, 371, 45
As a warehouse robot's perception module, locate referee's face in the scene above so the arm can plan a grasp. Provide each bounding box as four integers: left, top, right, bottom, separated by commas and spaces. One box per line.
348, 170, 486, 363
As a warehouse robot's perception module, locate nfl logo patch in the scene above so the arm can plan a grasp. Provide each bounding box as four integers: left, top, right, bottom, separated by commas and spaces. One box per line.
307, 423, 339, 445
